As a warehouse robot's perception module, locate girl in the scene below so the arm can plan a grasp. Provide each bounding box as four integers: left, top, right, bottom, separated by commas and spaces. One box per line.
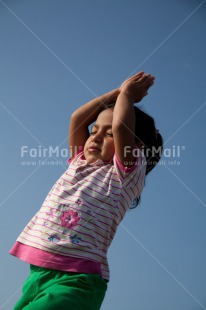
10, 71, 163, 309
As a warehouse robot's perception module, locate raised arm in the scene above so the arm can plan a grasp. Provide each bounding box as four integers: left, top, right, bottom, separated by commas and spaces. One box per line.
69, 89, 120, 158
112, 72, 155, 167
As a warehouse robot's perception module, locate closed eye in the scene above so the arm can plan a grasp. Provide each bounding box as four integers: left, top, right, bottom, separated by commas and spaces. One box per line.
90, 131, 113, 137
106, 133, 113, 137
90, 131, 97, 135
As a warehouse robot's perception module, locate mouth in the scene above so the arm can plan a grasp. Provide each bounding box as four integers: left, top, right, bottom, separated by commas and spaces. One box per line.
88, 146, 101, 153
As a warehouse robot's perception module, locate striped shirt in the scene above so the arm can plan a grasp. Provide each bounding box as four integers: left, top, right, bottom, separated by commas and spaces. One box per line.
10, 149, 146, 281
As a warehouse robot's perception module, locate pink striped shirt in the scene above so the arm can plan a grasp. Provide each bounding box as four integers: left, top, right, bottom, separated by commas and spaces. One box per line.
10, 149, 146, 281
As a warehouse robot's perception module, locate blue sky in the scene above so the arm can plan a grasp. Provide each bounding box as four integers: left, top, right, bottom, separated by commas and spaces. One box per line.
0, 0, 206, 309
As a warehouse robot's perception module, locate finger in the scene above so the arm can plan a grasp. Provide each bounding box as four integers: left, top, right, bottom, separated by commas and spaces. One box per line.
138, 78, 154, 92
132, 71, 144, 77
145, 80, 155, 89
121, 71, 144, 87
144, 80, 155, 92
128, 71, 144, 81
144, 73, 155, 82
140, 74, 155, 85
138, 75, 150, 84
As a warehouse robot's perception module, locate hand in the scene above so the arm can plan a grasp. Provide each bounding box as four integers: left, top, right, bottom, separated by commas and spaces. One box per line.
120, 71, 155, 103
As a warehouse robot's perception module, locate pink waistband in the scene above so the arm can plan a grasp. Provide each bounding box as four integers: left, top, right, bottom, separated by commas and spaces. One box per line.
10, 242, 102, 277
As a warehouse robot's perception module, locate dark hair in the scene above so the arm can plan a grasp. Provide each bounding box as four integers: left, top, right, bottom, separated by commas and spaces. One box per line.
130, 106, 163, 208
134, 106, 163, 174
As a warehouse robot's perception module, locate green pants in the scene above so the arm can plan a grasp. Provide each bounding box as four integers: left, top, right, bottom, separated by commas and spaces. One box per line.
13, 265, 107, 310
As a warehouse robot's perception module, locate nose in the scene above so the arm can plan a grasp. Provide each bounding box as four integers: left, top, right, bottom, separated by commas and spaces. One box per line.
91, 131, 103, 143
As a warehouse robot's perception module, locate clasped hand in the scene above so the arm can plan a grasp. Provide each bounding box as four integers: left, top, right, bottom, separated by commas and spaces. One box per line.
119, 71, 155, 103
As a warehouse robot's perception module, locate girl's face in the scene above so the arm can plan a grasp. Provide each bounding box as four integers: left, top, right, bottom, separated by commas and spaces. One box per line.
84, 109, 115, 163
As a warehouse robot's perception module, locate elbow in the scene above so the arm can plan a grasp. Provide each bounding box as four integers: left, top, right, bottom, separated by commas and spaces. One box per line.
70, 110, 84, 124
71, 110, 80, 120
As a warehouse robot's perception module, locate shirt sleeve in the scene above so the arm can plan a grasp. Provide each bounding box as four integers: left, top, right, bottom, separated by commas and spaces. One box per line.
68, 146, 84, 164
113, 147, 147, 191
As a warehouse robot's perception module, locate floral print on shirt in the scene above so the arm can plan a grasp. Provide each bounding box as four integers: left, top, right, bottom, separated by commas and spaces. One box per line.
48, 234, 61, 243
70, 234, 82, 244
60, 209, 81, 228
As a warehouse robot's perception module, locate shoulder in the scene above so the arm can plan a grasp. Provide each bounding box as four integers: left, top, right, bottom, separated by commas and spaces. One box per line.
68, 147, 85, 165
113, 147, 147, 186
